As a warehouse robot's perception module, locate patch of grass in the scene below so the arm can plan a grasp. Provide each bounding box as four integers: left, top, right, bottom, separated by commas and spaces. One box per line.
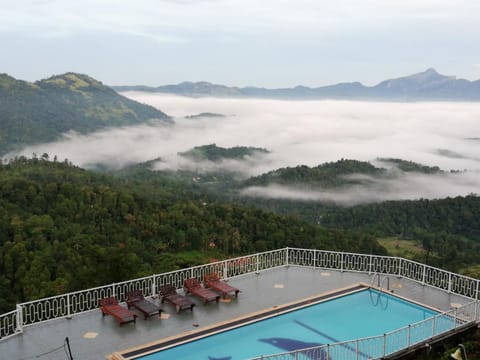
45, 78, 67, 86
459, 264, 480, 278
65, 73, 90, 88
378, 237, 426, 260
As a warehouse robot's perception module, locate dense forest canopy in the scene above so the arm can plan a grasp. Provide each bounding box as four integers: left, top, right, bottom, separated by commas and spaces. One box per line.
0, 157, 385, 313
321, 196, 480, 269
108, 155, 480, 277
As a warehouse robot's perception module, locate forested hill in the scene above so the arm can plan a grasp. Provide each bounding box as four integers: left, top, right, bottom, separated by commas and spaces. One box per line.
322, 195, 480, 240
243, 159, 446, 189
322, 196, 480, 270
179, 144, 269, 162
244, 160, 384, 188
0, 72, 171, 155
0, 158, 385, 313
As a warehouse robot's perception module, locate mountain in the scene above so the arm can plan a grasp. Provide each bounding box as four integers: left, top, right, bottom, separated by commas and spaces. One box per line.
113, 68, 480, 101
369, 68, 480, 100
0, 72, 172, 155
243, 159, 384, 188
114, 81, 244, 97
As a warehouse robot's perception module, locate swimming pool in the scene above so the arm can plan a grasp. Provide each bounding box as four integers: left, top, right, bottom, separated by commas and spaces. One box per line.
127, 288, 455, 360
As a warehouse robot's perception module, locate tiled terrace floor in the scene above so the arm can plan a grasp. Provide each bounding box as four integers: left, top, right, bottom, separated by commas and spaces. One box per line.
1, 266, 472, 360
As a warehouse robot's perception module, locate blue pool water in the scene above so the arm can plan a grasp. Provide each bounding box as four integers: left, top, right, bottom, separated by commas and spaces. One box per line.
135, 289, 453, 360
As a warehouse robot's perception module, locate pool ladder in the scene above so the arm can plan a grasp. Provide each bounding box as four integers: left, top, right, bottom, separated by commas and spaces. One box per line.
370, 273, 390, 309
371, 273, 390, 292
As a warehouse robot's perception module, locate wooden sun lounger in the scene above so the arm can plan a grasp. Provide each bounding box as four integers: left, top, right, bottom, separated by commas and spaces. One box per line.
183, 278, 220, 305
126, 290, 162, 320
159, 284, 195, 313
99, 296, 137, 326
204, 273, 240, 298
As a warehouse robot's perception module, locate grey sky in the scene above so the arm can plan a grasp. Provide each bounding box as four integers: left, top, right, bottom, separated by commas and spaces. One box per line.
1, 0, 480, 87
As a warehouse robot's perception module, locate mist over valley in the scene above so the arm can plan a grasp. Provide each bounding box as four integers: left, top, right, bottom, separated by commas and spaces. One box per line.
10, 93, 480, 205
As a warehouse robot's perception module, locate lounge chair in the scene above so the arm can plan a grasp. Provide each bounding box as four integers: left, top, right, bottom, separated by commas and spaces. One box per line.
204, 273, 240, 298
126, 290, 162, 320
159, 284, 195, 313
99, 296, 137, 326
183, 278, 220, 305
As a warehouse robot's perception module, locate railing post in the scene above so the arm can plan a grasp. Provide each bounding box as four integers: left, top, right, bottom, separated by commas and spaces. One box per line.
368, 254, 373, 275
476, 280, 479, 301
475, 300, 479, 322
356, 339, 359, 360
285, 247, 289, 267
313, 249, 317, 270
112, 283, 116, 298
383, 333, 387, 357
16, 305, 23, 334
407, 325, 411, 347
223, 260, 228, 279
422, 264, 426, 285
67, 294, 71, 319
397, 257, 402, 277
340, 252, 344, 273
256, 253, 260, 274
151, 274, 156, 298
448, 273, 452, 293
454, 308, 457, 329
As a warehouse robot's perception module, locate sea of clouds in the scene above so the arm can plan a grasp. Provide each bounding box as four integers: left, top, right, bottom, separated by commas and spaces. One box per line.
12, 93, 480, 204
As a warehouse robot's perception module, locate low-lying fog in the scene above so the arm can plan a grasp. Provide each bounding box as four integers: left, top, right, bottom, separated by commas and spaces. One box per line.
12, 93, 480, 204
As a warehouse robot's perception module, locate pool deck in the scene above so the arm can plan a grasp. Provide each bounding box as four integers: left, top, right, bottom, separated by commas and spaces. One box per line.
1, 266, 472, 360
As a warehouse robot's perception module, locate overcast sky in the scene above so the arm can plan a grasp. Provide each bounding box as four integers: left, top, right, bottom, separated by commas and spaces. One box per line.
1, 0, 480, 87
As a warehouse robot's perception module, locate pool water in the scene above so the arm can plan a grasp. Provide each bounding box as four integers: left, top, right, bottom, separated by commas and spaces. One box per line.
135, 289, 451, 360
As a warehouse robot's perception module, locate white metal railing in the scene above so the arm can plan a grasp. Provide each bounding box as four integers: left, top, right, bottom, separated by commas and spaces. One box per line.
1, 247, 479, 342
287, 248, 480, 299
0, 310, 20, 340
0, 248, 286, 339
249, 300, 480, 360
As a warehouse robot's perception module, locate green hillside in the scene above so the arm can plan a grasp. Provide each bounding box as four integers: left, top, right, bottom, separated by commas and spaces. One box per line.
243, 159, 384, 188
179, 143, 269, 162
0, 157, 385, 313
109, 155, 480, 275
0, 72, 171, 155
377, 158, 442, 173
321, 195, 480, 270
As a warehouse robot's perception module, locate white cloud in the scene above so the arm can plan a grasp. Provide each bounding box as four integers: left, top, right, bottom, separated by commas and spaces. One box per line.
9, 94, 480, 205
241, 171, 480, 206
2, 0, 480, 41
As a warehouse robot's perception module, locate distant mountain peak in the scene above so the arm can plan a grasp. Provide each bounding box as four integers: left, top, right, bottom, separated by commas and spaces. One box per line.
423, 67, 439, 75
409, 68, 454, 82
113, 68, 480, 101
373, 68, 458, 94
